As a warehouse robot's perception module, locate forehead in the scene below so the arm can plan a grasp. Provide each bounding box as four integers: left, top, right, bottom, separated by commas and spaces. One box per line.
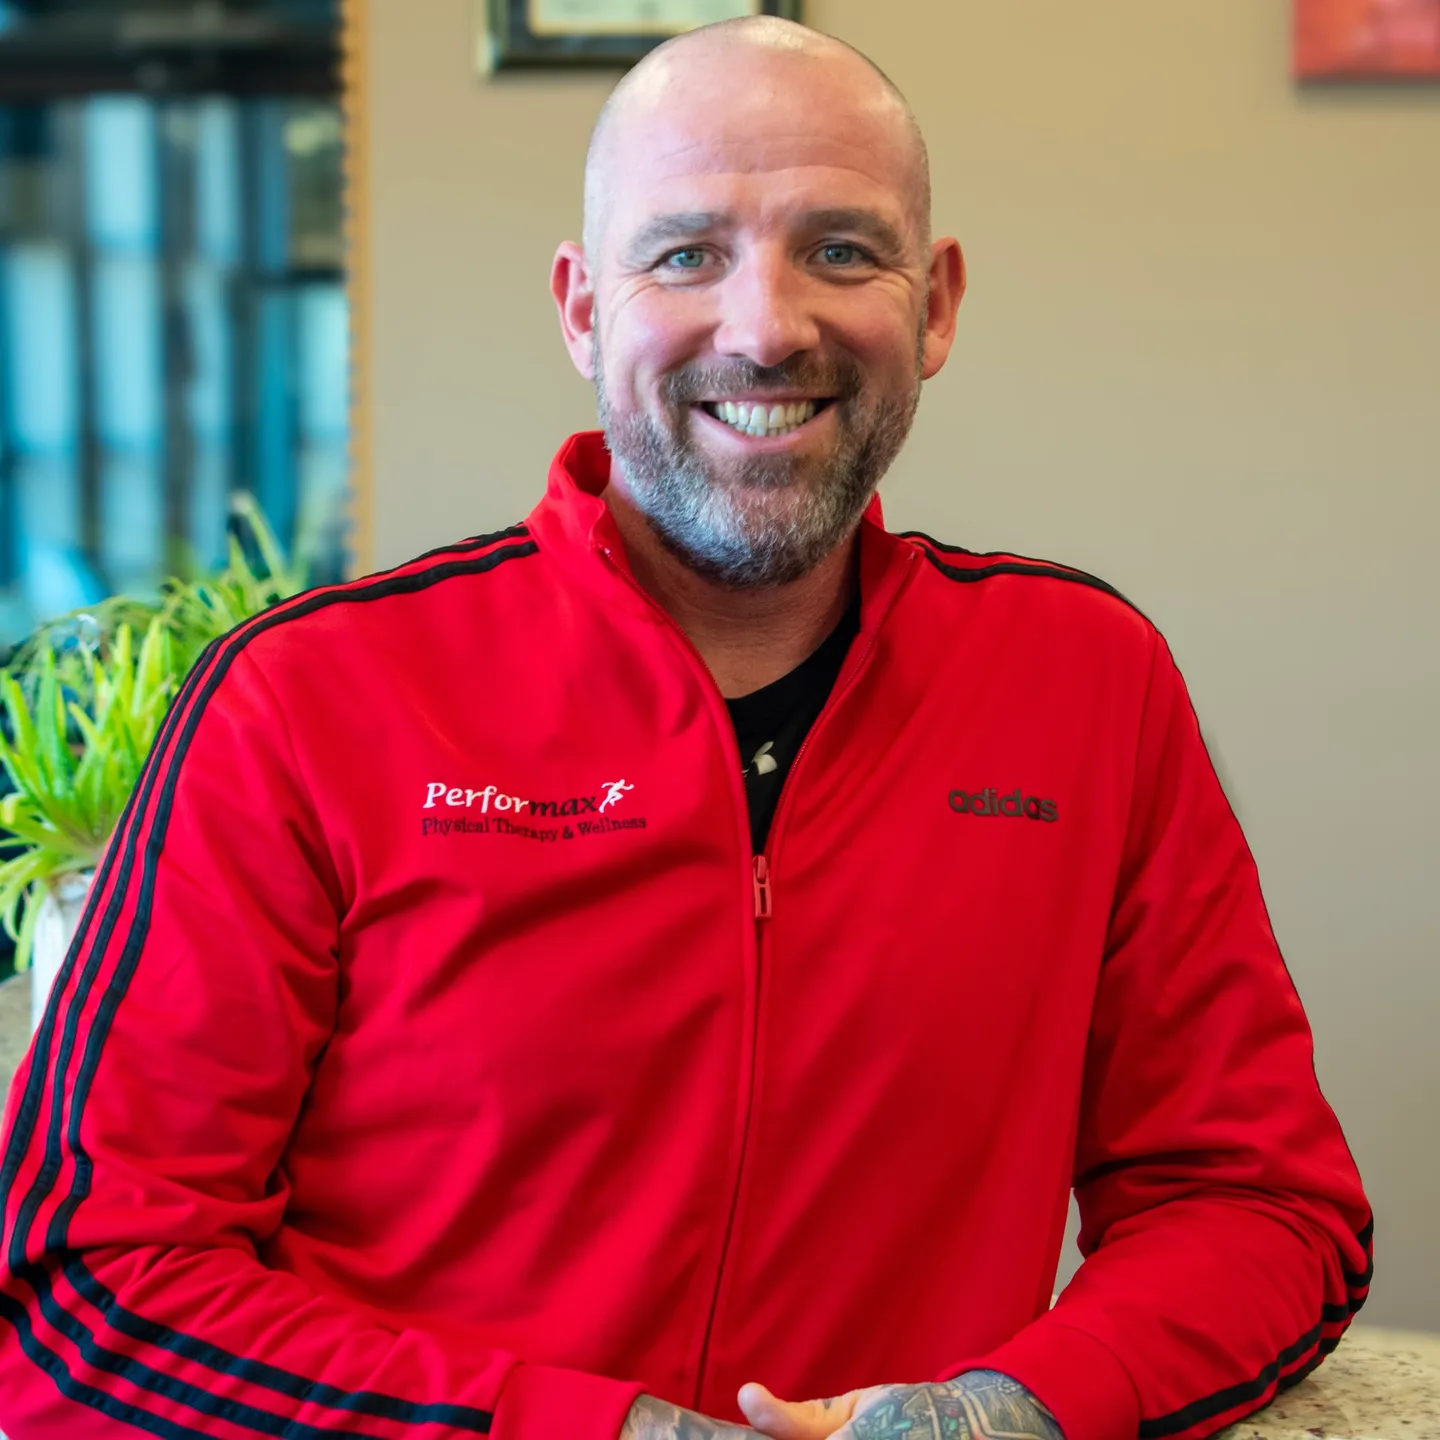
600, 54, 921, 243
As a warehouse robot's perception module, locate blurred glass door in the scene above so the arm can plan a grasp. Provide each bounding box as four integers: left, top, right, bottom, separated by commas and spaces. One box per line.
0, 1, 345, 645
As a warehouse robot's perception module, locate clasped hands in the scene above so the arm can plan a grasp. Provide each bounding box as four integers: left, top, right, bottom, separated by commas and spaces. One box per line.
623, 1369, 1064, 1440
741, 1379, 956, 1440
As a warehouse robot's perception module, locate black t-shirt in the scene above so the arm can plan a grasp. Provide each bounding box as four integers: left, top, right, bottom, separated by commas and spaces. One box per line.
725, 596, 862, 854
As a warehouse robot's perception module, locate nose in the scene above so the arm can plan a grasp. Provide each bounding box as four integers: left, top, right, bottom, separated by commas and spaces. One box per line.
711, 250, 821, 370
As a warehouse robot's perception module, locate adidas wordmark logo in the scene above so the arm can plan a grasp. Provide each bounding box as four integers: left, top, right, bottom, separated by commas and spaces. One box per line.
948, 787, 1060, 824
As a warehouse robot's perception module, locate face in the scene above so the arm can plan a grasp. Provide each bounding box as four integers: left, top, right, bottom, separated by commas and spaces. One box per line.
553, 44, 965, 587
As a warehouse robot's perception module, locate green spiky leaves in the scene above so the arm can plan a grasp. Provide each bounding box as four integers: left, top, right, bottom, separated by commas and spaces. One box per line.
0, 496, 301, 970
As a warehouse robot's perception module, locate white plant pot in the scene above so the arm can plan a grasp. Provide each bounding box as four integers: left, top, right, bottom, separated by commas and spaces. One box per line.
30, 874, 93, 1035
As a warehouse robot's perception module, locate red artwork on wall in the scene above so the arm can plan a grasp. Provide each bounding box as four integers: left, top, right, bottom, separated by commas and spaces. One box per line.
1295, 0, 1440, 77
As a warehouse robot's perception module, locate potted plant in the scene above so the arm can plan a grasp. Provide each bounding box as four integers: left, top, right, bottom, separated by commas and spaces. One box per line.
0, 498, 301, 1032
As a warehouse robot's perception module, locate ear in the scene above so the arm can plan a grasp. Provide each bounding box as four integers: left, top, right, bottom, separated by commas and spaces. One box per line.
919, 237, 966, 381
551, 241, 597, 380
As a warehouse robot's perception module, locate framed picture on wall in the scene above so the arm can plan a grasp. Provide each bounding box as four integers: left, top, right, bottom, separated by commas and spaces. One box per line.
478, 0, 803, 72
1294, 0, 1440, 79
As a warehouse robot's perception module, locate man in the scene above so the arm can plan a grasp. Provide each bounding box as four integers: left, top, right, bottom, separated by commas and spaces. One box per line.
0, 17, 1369, 1440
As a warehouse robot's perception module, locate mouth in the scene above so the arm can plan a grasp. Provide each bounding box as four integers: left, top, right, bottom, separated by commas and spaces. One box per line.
695, 397, 836, 439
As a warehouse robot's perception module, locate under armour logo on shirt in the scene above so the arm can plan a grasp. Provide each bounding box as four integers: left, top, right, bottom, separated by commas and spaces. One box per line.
748, 742, 779, 776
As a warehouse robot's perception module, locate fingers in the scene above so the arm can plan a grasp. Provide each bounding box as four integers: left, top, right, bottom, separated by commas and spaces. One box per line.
736, 1383, 857, 1440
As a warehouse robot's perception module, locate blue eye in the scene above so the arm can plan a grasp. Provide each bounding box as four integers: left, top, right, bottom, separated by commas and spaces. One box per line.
665, 249, 707, 270
820, 244, 862, 265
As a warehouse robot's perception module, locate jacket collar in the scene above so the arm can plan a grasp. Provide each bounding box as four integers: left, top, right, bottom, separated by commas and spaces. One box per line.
525, 430, 919, 634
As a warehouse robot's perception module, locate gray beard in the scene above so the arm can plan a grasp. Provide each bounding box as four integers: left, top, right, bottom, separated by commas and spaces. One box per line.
595, 346, 921, 589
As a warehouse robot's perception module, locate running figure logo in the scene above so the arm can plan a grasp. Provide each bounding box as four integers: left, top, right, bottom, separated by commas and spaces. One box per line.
599, 780, 633, 813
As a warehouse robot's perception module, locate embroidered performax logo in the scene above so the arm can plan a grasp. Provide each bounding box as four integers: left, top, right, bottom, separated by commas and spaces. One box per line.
948, 787, 1060, 824
420, 778, 648, 843
422, 780, 633, 818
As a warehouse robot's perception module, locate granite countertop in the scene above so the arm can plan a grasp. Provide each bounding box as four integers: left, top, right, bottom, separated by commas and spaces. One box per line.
1213, 1327, 1440, 1439
0, 973, 1435, 1438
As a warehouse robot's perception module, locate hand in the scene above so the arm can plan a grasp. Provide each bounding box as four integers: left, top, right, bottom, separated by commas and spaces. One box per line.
737, 1370, 1065, 1440
621, 1393, 757, 1439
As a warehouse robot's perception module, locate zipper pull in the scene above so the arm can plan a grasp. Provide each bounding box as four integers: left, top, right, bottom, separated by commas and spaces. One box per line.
752, 854, 772, 920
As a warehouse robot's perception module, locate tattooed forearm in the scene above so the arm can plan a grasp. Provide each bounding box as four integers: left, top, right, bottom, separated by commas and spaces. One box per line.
620, 1393, 754, 1440
849, 1372, 1064, 1440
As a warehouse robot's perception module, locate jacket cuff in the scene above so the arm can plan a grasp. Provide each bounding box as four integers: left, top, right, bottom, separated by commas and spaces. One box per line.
491, 1360, 646, 1440
939, 1317, 1140, 1440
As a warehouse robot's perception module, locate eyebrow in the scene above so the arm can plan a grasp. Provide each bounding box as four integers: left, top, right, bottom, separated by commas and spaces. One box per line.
623, 207, 911, 263
625, 212, 726, 258
795, 209, 909, 261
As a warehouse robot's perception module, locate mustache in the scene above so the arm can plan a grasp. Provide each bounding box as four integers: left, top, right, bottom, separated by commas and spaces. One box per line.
661, 356, 865, 406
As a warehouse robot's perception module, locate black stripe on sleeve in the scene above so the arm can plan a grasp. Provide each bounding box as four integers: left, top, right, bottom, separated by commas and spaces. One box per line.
60, 1256, 495, 1431
0, 1290, 220, 1440
0, 636, 215, 1222
1136, 1320, 1331, 1440
1343, 1217, 1374, 1290
3, 530, 536, 1436
13, 1263, 393, 1440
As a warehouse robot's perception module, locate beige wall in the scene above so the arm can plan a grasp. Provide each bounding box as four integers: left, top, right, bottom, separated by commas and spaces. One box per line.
364, 0, 1440, 1329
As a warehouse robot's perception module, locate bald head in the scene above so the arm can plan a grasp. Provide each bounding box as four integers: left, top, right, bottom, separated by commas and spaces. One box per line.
583, 17, 931, 263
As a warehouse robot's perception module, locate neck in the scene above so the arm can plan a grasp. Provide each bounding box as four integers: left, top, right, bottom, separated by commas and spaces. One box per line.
603, 482, 859, 700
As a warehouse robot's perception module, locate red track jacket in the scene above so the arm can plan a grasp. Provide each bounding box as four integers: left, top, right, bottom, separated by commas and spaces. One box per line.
0, 432, 1371, 1440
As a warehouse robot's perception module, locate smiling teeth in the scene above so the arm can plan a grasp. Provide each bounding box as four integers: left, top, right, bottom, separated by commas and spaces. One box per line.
713, 400, 817, 437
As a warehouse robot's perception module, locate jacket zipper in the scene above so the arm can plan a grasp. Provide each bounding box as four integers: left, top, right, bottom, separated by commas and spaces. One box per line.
595, 539, 901, 1405
752, 855, 772, 919
689, 643, 882, 1404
